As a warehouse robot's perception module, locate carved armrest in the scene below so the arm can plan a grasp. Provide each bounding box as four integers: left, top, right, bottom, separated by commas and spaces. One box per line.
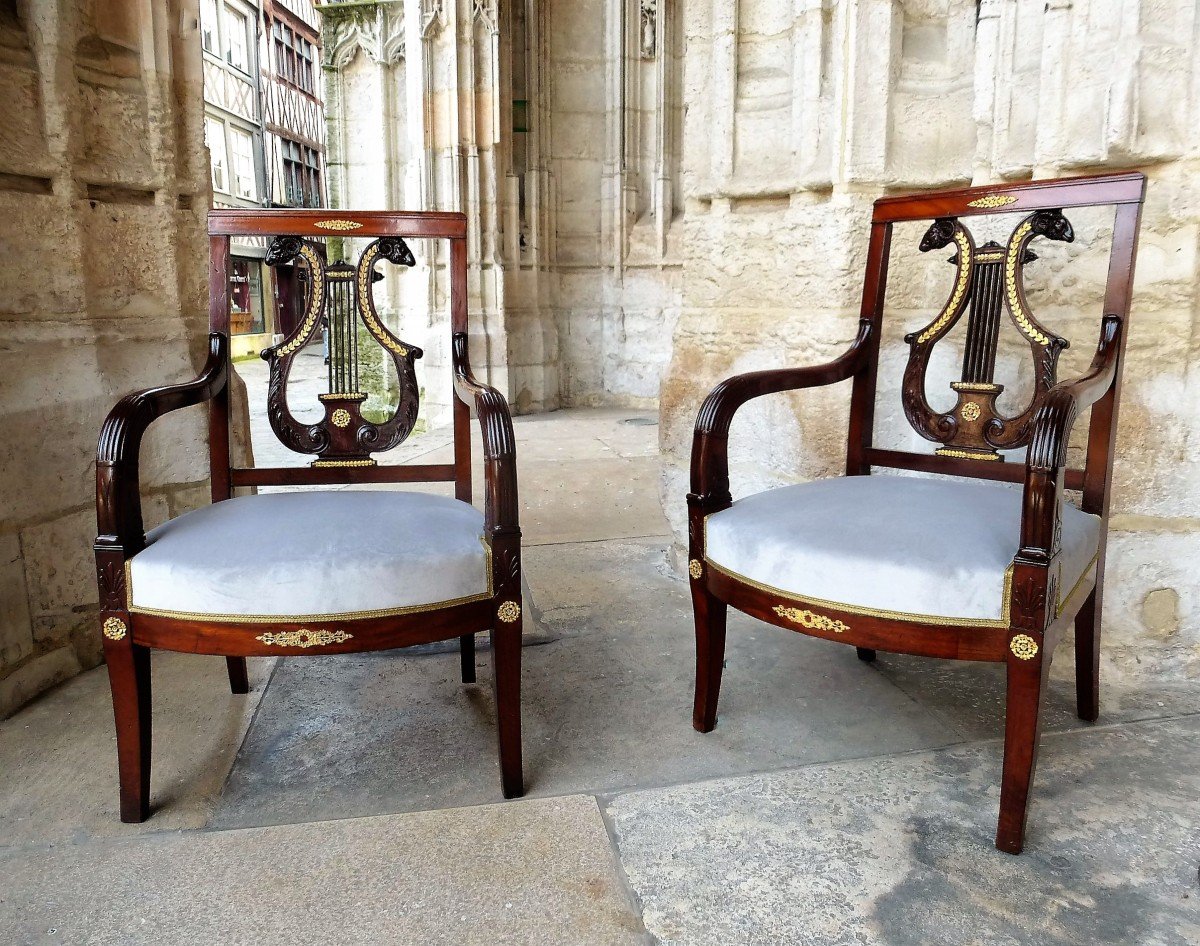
690, 321, 873, 505
96, 333, 229, 553
1018, 314, 1122, 564
451, 332, 519, 534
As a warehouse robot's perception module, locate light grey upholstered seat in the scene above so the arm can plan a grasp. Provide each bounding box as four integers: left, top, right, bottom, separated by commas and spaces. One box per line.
704, 475, 1100, 626
127, 491, 489, 621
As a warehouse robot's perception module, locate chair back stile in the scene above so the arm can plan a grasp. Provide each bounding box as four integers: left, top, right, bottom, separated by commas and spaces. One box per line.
844, 219, 892, 479
208, 234, 232, 504
205, 210, 474, 500
848, 172, 1146, 513
1082, 199, 1143, 518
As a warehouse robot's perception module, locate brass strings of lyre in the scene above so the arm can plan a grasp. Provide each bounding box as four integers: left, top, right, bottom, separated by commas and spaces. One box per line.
325, 269, 360, 396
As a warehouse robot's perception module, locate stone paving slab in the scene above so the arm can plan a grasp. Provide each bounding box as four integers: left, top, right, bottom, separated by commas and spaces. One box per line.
0, 795, 648, 946
869, 651, 1200, 741
607, 716, 1200, 946
0, 652, 275, 850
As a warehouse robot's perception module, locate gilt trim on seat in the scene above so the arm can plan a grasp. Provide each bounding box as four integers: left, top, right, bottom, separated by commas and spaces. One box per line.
125, 578, 494, 623
702, 554, 1016, 628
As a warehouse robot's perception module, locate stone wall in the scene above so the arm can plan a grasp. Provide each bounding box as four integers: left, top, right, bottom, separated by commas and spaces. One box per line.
657, 0, 1200, 680
0, 0, 215, 715
323, 0, 561, 425
321, 0, 684, 415
546, 0, 682, 409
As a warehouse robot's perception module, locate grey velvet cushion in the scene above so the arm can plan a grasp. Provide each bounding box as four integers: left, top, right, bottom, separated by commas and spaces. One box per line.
128, 490, 490, 621
704, 475, 1099, 626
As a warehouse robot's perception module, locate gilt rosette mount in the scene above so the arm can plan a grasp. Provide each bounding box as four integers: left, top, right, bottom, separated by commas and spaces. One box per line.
902, 209, 1074, 462
261, 235, 423, 467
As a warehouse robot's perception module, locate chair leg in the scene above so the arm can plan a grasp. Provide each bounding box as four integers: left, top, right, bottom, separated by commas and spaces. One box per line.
856, 647, 877, 663
459, 633, 477, 684
692, 585, 727, 733
226, 657, 249, 695
1074, 587, 1101, 722
105, 640, 152, 823
491, 620, 523, 799
996, 644, 1051, 854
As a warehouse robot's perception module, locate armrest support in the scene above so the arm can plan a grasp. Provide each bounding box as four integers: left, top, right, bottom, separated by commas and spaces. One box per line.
96, 333, 228, 553
690, 320, 873, 505
1018, 314, 1122, 563
451, 332, 519, 534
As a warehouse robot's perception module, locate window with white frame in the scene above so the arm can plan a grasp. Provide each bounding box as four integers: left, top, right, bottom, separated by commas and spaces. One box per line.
205, 117, 229, 194
229, 127, 256, 200
200, 0, 219, 54
224, 5, 249, 73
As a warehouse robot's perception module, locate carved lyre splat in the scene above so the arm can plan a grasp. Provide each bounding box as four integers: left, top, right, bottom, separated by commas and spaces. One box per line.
902, 209, 1074, 461
262, 236, 423, 467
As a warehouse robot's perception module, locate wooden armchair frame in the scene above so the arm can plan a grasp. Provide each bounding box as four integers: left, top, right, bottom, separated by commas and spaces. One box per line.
95, 211, 523, 822
687, 173, 1145, 853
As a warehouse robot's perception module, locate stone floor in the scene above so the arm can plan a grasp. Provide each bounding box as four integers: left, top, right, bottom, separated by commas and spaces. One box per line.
1, 397, 1198, 945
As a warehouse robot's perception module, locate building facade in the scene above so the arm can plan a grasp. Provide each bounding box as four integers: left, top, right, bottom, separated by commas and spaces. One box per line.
202, 0, 326, 357
319, 0, 558, 428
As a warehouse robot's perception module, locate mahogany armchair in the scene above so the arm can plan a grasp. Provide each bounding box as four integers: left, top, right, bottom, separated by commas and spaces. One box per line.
95, 211, 523, 822
687, 173, 1145, 853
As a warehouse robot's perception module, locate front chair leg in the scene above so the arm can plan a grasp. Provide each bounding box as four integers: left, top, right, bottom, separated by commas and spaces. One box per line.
1074, 587, 1101, 722
491, 608, 523, 799
996, 642, 1051, 854
692, 583, 727, 733
105, 637, 152, 823
226, 657, 249, 695
459, 633, 477, 684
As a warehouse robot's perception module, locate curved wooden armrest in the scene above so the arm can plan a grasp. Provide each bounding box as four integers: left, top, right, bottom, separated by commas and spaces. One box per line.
1018, 314, 1123, 562
451, 332, 519, 534
96, 333, 229, 552
690, 320, 873, 504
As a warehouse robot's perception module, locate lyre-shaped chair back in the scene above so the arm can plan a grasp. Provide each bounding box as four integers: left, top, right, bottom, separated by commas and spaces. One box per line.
902, 209, 1076, 462
852, 172, 1145, 503
261, 234, 422, 467
207, 210, 474, 499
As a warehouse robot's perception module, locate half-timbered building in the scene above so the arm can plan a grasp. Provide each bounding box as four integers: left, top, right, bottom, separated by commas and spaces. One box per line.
201, 0, 327, 356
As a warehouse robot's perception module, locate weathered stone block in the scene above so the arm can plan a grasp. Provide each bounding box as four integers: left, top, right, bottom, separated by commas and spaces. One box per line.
0, 193, 86, 317
22, 508, 99, 618
81, 203, 182, 319
0, 534, 33, 667
75, 78, 153, 187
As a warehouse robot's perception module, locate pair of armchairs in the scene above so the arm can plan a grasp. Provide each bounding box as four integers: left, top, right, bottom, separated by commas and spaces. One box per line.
96, 173, 1143, 856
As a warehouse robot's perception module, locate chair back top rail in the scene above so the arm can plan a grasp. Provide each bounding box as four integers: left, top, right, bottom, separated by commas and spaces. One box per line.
871, 171, 1145, 223
208, 209, 467, 239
